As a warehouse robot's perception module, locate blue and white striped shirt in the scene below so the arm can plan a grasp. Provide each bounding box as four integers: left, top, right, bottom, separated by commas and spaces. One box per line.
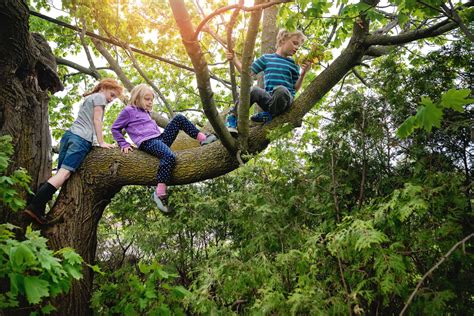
251, 53, 300, 97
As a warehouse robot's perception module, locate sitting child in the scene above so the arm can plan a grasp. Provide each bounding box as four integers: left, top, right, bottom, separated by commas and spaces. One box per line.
225, 29, 311, 133
111, 84, 217, 214
25, 78, 123, 224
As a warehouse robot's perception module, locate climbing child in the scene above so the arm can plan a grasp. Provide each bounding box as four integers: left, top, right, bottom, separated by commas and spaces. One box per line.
24, 78, 124, 224
225, 29, 312, 133
111, 84, 217, 214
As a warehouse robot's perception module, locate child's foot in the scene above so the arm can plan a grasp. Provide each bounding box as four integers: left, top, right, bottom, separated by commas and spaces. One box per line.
24, 206, 47, 225
225, 113, 238, 134
251, 111, 272, 123
200, 134, 217, 146
152, 192, 173, 215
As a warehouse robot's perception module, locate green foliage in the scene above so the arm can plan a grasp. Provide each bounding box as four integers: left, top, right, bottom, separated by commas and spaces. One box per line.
0, 135, 32, 212
397, 88, 473, 138
91, 261, 190, 315
0, 225, 83, 312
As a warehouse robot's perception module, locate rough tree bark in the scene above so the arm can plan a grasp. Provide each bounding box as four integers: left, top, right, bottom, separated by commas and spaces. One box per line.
1, 0, 465, 314
0, 0, 63, 225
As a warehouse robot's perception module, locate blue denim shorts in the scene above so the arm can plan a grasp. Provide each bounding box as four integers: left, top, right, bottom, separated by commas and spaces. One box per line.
57, 131, 92, 172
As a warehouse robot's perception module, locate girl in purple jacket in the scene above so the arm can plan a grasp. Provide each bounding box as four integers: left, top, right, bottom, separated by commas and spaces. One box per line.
111, 84, 217, 214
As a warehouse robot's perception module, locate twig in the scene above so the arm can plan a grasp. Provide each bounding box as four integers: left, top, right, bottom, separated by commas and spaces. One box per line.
399, 233, 474, 315
337, 253, 353, 316
227, 0, 243, 105
124, 46, 175, 117
193, 0, 291, 40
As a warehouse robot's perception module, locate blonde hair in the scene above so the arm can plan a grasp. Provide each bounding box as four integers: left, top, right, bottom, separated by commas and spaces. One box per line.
129, 84, 154, 110
83, 78, 123, 97
275, 29, 307, 49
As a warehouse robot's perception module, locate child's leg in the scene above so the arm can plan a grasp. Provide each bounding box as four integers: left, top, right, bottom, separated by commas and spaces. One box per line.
268, 86, 292, 116
160, 114, 201, 147
25, 131, 91, 224
250, 86, 273, 113
140, 138, 177, 196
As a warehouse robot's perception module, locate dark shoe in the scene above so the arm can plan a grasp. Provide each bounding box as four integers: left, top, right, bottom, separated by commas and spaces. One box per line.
152, 192, 173, 215
251, 111, 272, 123
200, 134, 218, 146
24, 207, 47, 225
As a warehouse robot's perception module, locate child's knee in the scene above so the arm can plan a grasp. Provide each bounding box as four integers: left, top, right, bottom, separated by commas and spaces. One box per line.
162, 153, 177, 166
270, 86, 292, 115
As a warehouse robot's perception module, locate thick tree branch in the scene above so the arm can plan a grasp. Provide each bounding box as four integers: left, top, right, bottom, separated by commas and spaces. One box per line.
364, 46, 394, 57
365, 18, 458, 46
169, 0, 238, 154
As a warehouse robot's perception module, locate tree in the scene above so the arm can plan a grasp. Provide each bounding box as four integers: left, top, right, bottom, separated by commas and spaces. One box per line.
1, 0, 472, 313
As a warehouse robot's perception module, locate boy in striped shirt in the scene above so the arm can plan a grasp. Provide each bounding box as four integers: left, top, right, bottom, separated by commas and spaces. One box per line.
225, 29, 312, 133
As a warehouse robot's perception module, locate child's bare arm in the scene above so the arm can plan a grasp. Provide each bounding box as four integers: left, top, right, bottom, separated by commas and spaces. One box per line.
226, 51, 243, 73
93, 106, 114, 148
295, 61, 312, 92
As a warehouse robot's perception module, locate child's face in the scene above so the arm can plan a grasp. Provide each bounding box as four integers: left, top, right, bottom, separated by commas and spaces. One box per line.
143, 91, 154, 111
103, 88, 120, 103
280, 36, 303, 57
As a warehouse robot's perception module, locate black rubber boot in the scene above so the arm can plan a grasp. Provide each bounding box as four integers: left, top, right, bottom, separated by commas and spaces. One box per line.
24, 182, 57, 224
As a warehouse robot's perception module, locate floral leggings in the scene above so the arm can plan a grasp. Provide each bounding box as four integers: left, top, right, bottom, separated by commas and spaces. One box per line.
140, 114, 200, 184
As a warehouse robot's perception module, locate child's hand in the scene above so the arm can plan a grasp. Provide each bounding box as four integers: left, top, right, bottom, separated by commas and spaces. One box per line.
226, 52, 234, 61
99, 142, 115, 149
121, 146, 133, 154
301, 61, 312, 73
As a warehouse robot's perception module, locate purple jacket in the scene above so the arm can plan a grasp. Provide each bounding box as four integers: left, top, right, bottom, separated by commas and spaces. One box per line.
111, 105, 162, 149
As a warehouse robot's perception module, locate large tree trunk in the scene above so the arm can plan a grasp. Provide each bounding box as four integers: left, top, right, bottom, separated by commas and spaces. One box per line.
0, 0, 62, 224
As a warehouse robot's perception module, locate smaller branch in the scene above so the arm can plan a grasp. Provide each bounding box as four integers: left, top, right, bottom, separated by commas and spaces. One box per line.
78, 17, 100, 79
440, 2, 474, 41
400, 233, 474, 316
124, 46, 175, 117
92, 38, 134, 91
238, 0, 263, 151
56, 57, 101, 79
227, 0, 243, 104
193, 0, 291, 40
324, 4, 345, 46
337, 254, 353, 316
352, 69, 370, 88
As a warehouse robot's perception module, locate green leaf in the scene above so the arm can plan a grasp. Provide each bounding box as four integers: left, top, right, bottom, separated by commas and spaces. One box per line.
24, 276, 50, 304
440, 88, 472, 112
64, 264, 83, 280
396, 116, 416, 139
58, 247, 83, 265
10, 244, 36, 268
41, 303, 57, 314
171, 286, 191, 298
416, 101, 443, 132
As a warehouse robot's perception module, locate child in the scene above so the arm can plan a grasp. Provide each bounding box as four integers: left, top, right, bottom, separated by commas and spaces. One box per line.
24, 78, 124, 224
111, 84, 217, 214
225, 29, 311, 133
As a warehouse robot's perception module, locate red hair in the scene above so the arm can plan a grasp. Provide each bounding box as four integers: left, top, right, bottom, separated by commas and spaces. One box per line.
83, 78, 124, 97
